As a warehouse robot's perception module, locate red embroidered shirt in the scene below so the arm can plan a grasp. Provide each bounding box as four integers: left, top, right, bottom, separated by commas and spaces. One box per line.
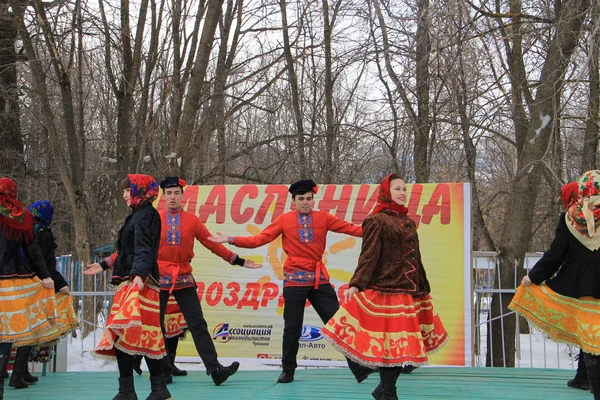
159, 208, 237, 291
228, 210, 362, 288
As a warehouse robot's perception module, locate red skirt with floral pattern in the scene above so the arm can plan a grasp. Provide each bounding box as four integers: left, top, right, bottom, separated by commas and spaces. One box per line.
322, 290, 448, 368
92, 281, 166, 360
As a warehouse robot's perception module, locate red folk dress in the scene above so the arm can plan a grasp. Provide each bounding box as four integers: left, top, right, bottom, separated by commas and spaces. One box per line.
322, 210, 448, 368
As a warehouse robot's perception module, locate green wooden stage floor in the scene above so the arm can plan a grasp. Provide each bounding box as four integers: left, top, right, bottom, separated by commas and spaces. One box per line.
4, 368, 593, 400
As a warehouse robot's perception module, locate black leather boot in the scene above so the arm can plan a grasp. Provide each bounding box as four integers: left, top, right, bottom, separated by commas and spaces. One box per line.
568, 349, 590, 390
585, 352, 600, 400
372, 367, 402, 400
374, 367, 399, 400
112, 376, 138, 400
211, 362, 240, 385
277, 369, 295, 383
400, 365, 418, 374
170, 353, 187, 376
160, 355, 172, 384
165, 336, 186, 376
347, 358, 377, 383
145, 375, 173, 400
9, 347, 31, 389
19, 347, 38, 384
0, 352, 10, 399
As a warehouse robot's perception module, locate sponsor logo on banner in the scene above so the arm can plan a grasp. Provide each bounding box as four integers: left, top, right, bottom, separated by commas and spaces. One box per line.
212, 323, 273, 346
257, 353, 281, 359
299, 325, 323, 342
213, 323, 231, 343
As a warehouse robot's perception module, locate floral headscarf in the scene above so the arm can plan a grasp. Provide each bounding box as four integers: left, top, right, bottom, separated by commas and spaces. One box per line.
371, 174, 409, 215
561, 182, 578, 210
127, 174, 159, 209
565, 170, 600, 250
29, 200, 54, 233
0, 178, 34, 242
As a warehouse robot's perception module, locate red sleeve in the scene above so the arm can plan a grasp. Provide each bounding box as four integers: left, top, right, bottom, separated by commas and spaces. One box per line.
326, 213, 362, 237
195, 219, 238, 264
228, 216, 283, 248
100, 252, 118, 270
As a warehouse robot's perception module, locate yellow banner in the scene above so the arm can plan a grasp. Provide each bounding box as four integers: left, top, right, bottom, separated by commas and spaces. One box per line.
156, 183, 472, 366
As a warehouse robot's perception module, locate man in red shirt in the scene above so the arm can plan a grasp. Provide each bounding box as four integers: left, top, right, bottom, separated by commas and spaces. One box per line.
209, 179, 375, 384
157, 176, 262, 385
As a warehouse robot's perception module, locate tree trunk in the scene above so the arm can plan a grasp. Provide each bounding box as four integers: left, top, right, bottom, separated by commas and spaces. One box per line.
414, 0, 431, 182
490, 0, 591, 367
582, 3, 599, 171
0, 7, 23, 176
280, 0, 306, 178
322, 0, 335, 183
174, 0, 224, 178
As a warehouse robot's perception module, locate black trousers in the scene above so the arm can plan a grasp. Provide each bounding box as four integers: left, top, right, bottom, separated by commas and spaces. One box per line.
281, 284, 340, 371
159, 287, 220, 374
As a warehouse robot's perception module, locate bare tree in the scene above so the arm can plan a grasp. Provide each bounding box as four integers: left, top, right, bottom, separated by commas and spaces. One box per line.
478, 0, 592, 367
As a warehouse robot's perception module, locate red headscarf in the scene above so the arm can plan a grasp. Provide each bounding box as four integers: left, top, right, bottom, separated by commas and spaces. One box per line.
371, 174, 409, 215
561, 182, 578, 210
0, 178, 34, 242
565, 170, 600, 250
127, 174, 159, 209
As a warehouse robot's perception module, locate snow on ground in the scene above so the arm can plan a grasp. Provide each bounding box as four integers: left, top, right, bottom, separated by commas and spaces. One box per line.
66, 329, 117, 372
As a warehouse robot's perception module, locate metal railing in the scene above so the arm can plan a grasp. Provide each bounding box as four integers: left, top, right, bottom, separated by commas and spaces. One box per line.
473, 251, 578, 370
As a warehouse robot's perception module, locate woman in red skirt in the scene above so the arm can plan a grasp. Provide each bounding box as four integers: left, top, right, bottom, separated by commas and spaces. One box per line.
0, 178, 59, 398
85, 174, 171, 400
322, 174, 448, 400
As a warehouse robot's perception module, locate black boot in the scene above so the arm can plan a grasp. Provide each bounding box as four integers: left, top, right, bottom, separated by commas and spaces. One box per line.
277, 369, 295, 383
112, 376, 138, 400
9, 346, 31, 389
373, 367, 399, 400
347, 358, 377, 383
146, 375, 173, 400
160, 356, 172, 384
0, 352, 10, 399
585, 352, 600, 400
165, 336, 186, 376
400, 365, 418, 374
170, 353, 187, 376
211, 362, 240, 386
133, 356, 143, 376
19, 347, 38, 384
567, 349, 590, 390
372, 367, 403, 400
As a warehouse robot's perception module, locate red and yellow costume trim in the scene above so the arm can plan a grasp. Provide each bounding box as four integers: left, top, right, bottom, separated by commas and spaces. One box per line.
509, 284, 600, 355
322, 290, 448, 367
93, 281, 166, 359
54, 292, 78, 339
164, 295, 188, 338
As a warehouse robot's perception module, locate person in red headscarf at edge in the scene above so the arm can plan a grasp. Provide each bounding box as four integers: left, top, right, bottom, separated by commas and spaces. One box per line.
0, 178, 58, 398
208, 179, 376, 385
558, 182, 591, 391
321, 174, 449, 400
84, 174, 172, 400
510, 172, 600, 400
